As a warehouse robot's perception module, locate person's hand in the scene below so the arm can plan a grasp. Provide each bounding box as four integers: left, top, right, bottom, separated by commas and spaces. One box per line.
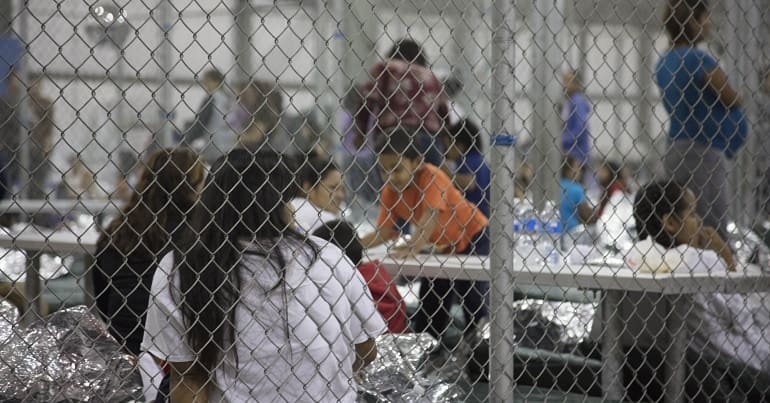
390, 246, 416, 260
696, 226, 737, 272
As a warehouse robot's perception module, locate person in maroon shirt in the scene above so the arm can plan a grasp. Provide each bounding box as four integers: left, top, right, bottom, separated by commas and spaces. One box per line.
596, 160, 629, 217
354, 39, 449, 168
313, 220, 408, 333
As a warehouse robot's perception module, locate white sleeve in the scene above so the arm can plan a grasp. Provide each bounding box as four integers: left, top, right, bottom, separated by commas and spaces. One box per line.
319, 245, 387, 343
141, 253, 197, 363
345, 268, 388, 343
671, 245, 728, 273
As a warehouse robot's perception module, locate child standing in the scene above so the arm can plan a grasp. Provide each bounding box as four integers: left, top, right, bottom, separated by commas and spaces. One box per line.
440, 119, 490, 218
361, 128, 489, 339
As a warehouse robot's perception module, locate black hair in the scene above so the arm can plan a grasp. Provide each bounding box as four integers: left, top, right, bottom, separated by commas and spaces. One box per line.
375, 127, 423, 161
175, 149, 317, 374
663, 0, 709, 45
387, 39, 427, 67
633, 181, 689, 248
312, 220, 363, 265
443, 119, 483, 153
300, 157, 340, 189
202, 68, 225, 84
603, 160, 623, 183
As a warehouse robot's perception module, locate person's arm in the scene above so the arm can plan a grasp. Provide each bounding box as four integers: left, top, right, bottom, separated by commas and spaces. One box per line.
361, 225, 398, 248
577, 202, 600, 225
704, 66, 744, 108
353, 337, 378, 372
696, 226, 737, 272
453, 173, 477, 192
363, 192, 400, 248
391, 206, 439, 258
168, 361, 209, 403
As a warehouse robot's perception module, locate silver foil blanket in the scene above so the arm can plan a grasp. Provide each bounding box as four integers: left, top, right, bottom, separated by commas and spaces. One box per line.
0, 305, 143, 402
727, 222, 770, 268
477, 300, 596, 353
358, 333, 466, 402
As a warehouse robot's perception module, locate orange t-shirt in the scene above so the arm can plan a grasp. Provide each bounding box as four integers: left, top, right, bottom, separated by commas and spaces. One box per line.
376, 164, 488, 252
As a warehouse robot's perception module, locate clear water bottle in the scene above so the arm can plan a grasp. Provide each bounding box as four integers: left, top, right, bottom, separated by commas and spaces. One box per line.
538, 201, 563, 266
538, 224, 562, 266
513, 198, 539, 262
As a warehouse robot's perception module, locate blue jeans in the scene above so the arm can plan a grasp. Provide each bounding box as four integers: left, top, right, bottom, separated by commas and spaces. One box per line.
413, 228, 489, 339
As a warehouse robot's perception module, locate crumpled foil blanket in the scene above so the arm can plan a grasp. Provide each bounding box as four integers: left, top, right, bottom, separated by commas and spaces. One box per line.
358, 333, 467, 402
0, 305, 142, 402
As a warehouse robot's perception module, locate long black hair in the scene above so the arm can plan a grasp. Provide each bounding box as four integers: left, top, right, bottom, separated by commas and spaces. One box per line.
175, 149, 316, 373
633, 181, 689, 248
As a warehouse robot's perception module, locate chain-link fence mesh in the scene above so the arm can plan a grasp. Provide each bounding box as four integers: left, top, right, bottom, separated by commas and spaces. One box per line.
0, 0, 769, 401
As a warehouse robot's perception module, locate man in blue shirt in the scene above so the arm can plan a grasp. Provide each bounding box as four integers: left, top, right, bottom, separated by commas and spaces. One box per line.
560, 155, 598, 232
441, 119, 490, 217
561, 70, 592, 168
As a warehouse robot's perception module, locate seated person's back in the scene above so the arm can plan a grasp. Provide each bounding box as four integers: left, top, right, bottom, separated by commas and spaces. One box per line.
560, 155, 598, 232
95, 148, 203, 355
142, 150, 385, 402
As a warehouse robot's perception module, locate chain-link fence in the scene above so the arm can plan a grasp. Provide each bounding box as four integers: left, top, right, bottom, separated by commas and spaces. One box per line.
0, 0, 769, 401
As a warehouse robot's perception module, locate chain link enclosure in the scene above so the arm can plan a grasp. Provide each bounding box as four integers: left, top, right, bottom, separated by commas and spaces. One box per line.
0, 0, 768, 402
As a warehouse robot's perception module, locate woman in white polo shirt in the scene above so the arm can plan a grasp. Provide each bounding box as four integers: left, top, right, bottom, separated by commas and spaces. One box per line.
142, 149, 385, 402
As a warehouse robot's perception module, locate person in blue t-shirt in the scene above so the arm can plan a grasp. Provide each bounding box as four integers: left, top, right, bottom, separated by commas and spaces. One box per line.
654, 0, 745, 239
561, 69, 592, 170
560, 155, 598, 233
440, 119, 490, 217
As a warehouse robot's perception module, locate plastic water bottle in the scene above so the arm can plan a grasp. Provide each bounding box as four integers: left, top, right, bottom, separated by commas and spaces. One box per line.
513, 198, 538, 262
538, 201, 563, 266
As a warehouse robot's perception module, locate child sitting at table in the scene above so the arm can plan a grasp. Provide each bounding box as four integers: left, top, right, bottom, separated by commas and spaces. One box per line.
361, 127, 489, 340
618, 181, 770, 401
560, 155, 599, 233
629, 180, 735, 272
440, 119, 490, 217
313, 220, 407, 333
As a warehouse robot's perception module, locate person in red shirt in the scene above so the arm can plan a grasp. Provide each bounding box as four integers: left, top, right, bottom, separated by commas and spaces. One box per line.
596, 160, 630, 217
361, 127, 489, 340
313, 220, 407, 333
354, 39, 449, 168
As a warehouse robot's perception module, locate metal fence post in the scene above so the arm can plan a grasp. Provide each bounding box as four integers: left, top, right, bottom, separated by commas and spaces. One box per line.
530, 0, 566, 206
157, 0, 175, 147
489, 0, 516, 401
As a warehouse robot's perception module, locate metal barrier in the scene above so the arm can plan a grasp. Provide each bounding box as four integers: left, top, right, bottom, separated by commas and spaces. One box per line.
0, 0, 768, 402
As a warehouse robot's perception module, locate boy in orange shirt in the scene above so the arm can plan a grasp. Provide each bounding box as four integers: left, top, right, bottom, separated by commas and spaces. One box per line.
362, 127, 489, 339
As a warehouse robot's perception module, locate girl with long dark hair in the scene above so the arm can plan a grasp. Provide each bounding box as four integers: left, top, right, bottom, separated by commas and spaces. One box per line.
142, 149, 384, 402
95, 148, 204, 355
